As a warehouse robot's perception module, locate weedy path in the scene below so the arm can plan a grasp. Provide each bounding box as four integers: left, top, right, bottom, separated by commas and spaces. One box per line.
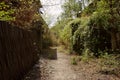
24, 47, 120, 80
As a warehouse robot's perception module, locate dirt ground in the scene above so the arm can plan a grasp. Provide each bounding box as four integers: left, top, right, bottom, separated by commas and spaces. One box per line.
23, 47, 120, 80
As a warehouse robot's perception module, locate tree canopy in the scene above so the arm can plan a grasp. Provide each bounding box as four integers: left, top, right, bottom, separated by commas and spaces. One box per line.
61, 0, 82, 19
0, 0, 43, 28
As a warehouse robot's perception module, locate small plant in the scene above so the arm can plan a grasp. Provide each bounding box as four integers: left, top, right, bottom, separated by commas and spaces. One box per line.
71, 57, 77, 65
81, 48, 94, 62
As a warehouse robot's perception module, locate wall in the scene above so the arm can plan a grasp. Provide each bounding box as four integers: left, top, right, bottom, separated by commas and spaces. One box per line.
0, 21, 40, 80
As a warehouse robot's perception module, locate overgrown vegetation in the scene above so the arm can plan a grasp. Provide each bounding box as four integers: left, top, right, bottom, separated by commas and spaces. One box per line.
51, 0, 120, 75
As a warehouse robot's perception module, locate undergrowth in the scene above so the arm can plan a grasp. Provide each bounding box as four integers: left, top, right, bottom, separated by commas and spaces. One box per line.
71, 49, 120, 76
99, 52, 120, 75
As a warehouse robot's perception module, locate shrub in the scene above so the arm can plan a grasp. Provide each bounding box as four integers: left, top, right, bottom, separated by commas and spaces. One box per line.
86, 11, 112, 56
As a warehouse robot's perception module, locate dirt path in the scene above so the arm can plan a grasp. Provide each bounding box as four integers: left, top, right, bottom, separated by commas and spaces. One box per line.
45, 51, 79, 80
24, 47, 120, 80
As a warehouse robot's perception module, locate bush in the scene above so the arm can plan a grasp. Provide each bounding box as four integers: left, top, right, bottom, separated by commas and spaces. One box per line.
86, 11, 112, 56
59, 19, 81, 53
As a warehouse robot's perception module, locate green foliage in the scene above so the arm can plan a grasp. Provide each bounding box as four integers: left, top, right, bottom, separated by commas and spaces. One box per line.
81, 48, 94, 62
59, 18, 82, 53
72, 17, 90, 54
51, 19, 73, 38
60, 21, 72, 50
61, 0, 82, 19
86, 0, 120, 54
8, 0, 41, 27
87, 11, 112, 54
99, 53, 120, 75
97, 0, 120, 29
89, 12, 110, 29
82, 1, 97, 16
52, 0, 120, 76
59, 17, 90, 54
53, 0, 120, 57
0, 2, 15, 21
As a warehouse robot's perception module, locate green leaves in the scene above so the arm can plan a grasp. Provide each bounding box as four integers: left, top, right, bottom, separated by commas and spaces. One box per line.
0, 2, 9, 8
88, 0, 120, 30
0, 2, 15, 21
53, 0, 120, 55
60, 22, 72, 45
61, 0, 82, 19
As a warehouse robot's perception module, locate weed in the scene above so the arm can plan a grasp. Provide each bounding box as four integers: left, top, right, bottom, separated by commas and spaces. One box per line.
81, 48, 94, 62
71, 56, 77, 65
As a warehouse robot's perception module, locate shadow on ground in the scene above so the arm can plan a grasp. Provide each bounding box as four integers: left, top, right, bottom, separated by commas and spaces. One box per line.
23, 62, 41, 80
23, 47, 57, 80
41, 47, 57, 60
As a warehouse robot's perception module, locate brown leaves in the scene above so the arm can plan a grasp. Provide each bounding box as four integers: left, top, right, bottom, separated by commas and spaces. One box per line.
9, 0, 42, 28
